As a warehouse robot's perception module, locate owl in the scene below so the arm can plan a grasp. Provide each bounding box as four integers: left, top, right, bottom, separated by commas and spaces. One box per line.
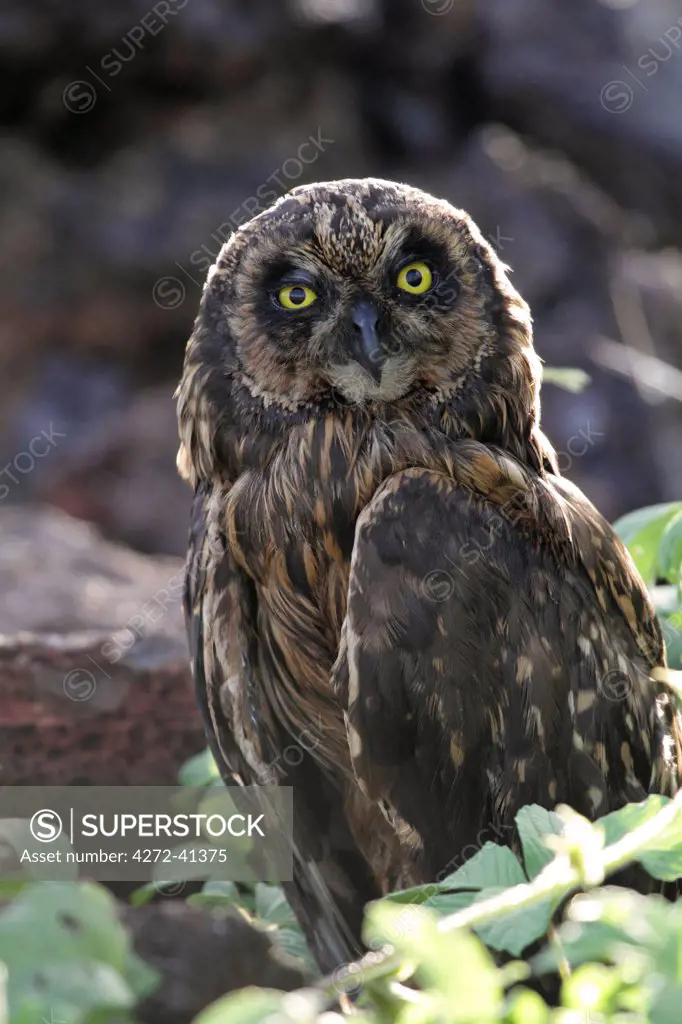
176, 178, 681, 973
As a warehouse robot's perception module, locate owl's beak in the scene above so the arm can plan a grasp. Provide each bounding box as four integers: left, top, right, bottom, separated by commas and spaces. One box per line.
350, 300, 385, 384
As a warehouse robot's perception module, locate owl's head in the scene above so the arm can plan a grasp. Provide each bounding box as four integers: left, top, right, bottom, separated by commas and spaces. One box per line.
178, 179, 547, 481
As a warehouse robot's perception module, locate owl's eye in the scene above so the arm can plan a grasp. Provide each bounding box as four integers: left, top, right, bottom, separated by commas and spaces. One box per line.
396, 261, 433, 295
277, 284, 317, 309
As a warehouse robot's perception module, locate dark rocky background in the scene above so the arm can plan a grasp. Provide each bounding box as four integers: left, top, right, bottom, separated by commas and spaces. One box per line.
1, 0, 681, 556
3, 0, 682, 828
1, 1, 682, 1012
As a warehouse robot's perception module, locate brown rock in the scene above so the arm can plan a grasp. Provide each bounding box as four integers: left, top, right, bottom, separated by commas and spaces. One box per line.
124, 902, 306, 1024
0, 506, 202, 785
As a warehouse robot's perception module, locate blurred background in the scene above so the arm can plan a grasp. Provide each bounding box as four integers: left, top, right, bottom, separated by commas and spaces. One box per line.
2, 0, 682, 781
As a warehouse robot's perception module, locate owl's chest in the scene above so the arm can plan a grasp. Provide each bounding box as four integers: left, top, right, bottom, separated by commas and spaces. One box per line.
231, 458, 363, 599
221, 444, 368, 742
228, 420, 385, 582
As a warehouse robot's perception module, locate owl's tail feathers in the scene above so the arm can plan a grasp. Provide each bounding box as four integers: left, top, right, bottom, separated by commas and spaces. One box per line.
282, 760, 383, 975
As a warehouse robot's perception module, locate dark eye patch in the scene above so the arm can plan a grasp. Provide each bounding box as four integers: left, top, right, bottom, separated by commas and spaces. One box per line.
261, 260, 319, 293
258, 261, 327, 322
391, 231, 460, 310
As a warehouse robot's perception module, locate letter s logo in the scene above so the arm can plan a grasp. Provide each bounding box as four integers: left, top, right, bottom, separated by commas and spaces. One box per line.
29, 810, 63, 842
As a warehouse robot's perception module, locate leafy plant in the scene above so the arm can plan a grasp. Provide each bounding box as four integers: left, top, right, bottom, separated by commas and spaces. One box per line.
614, 501, 682, 668
199, 793, 682, 1023
0, 882, 158, 1023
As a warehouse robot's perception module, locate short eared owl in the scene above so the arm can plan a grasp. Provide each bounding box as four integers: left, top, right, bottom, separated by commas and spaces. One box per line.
176, 178, 680, 971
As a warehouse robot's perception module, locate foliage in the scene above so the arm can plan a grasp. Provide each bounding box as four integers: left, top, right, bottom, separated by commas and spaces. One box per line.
0, 882, 158, 1023
186, 880, 318, 976
614, 501, 682, 668
542, 367, 592, 393
196, 793, 682, 1023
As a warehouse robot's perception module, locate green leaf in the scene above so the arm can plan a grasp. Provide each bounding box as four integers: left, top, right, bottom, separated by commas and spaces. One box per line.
639, 830, 682, 882
365, 902, 502, 1020
659, 509, 682, 585
561, 962, 624, 1015
542, 367, 591, 393
599, 795, 670, 848
0, 881, 159, 1023
504, 987, 551, 1023
186, 880, 242, 911
273, 926, 318, 975
128, 882, 157, 908
472, 888, 554, 956
660, 612, 682, 670
418, 843, 551, 955
613, 502, 682, 584
251, 885, 317, 975
649, 981, 682, 1024
254, 883, 296, 927
380, 882, 443, 906
516, 805, 566, 878
440, 842, 526, 891
197, 988, 327, 1024
532, 888, 677, 975
422, 891, 478, 916
193, 987, 288, 1024
599, 795, 682, 881
178, 748, 221, 787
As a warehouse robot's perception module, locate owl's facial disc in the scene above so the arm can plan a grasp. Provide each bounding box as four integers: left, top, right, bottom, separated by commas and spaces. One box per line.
262, 258, 432, 404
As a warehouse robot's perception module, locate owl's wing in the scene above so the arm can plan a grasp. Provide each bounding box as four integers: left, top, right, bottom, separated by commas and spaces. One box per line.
184, 481, 254, 782
184, 484, 381, 973
334, 442, 680, 880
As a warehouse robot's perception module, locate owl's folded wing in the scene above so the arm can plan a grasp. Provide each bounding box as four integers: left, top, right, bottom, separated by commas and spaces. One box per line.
334, 442, 680, 879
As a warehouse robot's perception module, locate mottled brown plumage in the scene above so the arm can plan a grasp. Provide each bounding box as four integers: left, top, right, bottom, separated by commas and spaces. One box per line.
176, 178, 680, 970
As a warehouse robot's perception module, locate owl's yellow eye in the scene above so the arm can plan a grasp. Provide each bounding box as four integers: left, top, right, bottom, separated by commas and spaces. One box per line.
396, 261, 433, 295
277, 284, 317, 310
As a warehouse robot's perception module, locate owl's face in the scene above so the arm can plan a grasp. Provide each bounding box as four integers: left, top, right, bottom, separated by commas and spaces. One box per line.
206, 178, 531, 409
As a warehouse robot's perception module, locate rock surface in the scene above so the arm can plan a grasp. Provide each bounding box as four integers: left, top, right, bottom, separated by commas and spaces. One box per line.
0, 506, 202, 785
124, 902, 306, 1024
